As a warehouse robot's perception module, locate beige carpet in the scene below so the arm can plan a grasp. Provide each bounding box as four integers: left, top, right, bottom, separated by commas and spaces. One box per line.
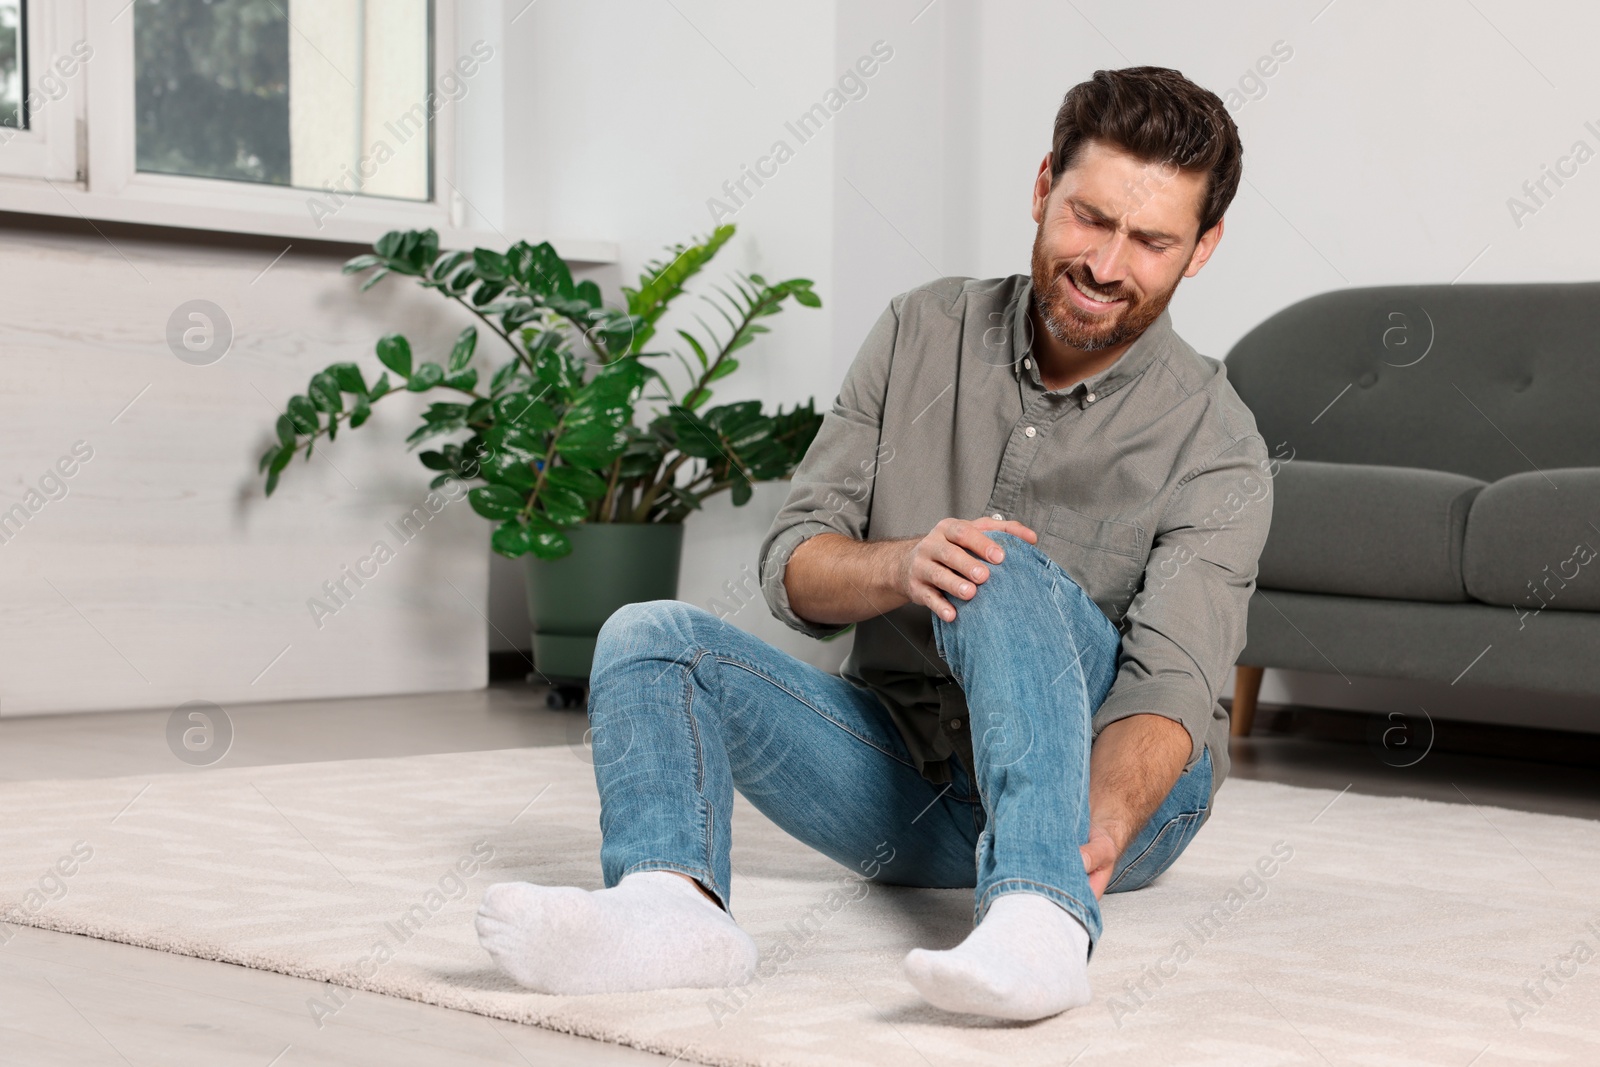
1, 747, 1597, 1067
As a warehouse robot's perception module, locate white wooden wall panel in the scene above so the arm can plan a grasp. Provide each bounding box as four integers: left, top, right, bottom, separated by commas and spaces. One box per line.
0, 224, 490, 716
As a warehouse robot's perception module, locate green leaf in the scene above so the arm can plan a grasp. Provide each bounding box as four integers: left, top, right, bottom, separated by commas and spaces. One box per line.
538, 484, 588, 525
327, 362, 367, 395
348, 392, 372, 428
407, 363, 445, 391
731, 472, 753, 506
473, 248, 510, 282
374, 231, 404, 258
432, 250, 471, 283
491, 518, 535, 558
444, 368, 478, 392
554, 424, 631, 468
666, 405, 724, 457
489, 360, 525, 397
309, 372, 343, 414
448, 326, 478, 372
792, 286, 822, 308
508, 241, 575, 299
264, 443, 294, 496
359, 268, 391, 292
420, 450, 451, 471
275, 414, 297, 448
478, 450, 538, 492
624, 226, 736, 350
377, 334, 413, 377
545, 465, 609, 500
370, 372, 393, 400
677, 329, 710, 370
285, 395, 320, 435
707, 358, 739, 383
484, 423, 545, 461
493, 393, 558, 432
526, 513, 573, 559
468, 485, 526, 521
575, 279, 603, 309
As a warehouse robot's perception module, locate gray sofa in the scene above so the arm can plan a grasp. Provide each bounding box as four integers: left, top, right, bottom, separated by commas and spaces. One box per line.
1221, 282, 1600, 734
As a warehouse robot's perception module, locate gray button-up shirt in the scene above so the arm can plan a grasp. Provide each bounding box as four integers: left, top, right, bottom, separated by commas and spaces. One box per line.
758, 273, 1274, 810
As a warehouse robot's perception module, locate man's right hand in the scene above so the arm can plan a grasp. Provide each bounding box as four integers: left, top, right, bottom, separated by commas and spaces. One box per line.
897, 517, 1038, 622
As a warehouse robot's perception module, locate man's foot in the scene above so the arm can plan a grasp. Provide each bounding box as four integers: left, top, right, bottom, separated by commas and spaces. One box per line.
475, 870, 758, 993
903, 891, 1092, 1020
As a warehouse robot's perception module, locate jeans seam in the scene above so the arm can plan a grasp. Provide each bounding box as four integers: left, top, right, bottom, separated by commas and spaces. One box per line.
976, 879, 1096, 932
617, 859, 727, 912
711, 654, 922, 773
1105, 808, 1205, 893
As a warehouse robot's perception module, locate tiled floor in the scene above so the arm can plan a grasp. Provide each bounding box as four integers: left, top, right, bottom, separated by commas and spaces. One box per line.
1, 682, 1595, 1065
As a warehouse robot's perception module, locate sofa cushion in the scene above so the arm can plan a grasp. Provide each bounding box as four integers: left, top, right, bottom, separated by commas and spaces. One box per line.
1257, 461, 1486, 602
1462, 467, 1600, 612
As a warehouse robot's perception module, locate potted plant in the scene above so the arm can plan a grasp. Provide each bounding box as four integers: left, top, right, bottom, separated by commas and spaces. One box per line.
259, 223, 823, 691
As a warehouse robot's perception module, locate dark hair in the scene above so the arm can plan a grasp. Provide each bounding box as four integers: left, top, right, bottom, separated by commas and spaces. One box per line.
1050, 66, 1243, 239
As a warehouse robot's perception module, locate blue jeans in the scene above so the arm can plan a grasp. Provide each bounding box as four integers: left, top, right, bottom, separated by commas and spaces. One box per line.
585, 531, 1213, 952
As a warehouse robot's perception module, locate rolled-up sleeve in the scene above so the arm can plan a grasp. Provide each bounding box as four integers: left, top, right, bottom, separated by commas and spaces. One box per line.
758, 297, 902, 639
1092, 433, 1275, 767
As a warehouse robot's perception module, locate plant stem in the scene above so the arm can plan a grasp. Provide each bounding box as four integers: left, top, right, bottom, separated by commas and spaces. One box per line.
629, 453, 688, 523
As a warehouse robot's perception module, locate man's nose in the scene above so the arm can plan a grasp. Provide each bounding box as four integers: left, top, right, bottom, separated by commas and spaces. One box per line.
1081, 233, 1133, 289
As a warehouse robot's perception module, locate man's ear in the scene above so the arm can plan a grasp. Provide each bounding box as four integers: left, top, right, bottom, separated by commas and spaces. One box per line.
1031, 154, 1053, 224
1183, 217, 1225, 278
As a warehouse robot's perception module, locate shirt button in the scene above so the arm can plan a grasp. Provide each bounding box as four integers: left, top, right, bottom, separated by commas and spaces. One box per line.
1024, 426, 1037, 438
1086, 392, 1097, 403
950, 718, 963, 730
991, 512, 1003, 520
1022, 358, 1032, 369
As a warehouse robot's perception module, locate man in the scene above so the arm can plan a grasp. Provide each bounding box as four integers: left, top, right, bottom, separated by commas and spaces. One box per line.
476, 65, 1273, 1022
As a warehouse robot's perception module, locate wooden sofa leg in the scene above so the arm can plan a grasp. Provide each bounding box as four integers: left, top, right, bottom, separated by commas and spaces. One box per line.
1230, 665, 1264, 737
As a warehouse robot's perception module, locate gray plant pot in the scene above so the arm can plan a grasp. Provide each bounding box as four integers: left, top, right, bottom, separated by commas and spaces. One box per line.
522, 522, 685, 680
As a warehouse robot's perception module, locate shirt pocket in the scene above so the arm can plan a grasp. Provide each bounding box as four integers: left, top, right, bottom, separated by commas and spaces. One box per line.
1039, 505, 1147, 625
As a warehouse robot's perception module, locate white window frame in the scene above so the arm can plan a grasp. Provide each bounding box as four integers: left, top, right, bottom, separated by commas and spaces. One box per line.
0, 0, 84, 181
0, 0, 542, 250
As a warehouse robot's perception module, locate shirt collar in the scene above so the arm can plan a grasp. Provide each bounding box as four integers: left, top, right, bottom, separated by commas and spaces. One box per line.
1007, 274, 1171, 402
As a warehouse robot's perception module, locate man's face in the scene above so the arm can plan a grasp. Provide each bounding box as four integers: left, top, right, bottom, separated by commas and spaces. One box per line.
1029, 139, 1222, 352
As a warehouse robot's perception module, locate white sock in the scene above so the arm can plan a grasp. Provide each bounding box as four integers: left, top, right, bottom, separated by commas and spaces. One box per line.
903, 891, 1093, 1020
475, 870, 758, 994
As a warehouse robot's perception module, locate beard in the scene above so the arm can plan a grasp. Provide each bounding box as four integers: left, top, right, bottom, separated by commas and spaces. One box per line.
1029, 224, 1181, 353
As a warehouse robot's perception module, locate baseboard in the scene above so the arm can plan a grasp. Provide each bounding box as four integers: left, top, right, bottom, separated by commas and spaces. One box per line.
488, 649, 538, 683
1235, 700, 1600, 769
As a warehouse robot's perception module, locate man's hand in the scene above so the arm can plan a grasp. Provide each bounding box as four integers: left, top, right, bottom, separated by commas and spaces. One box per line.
896, 517, 1038, 622
1079, 826, 1120, 899
1080, 714, 1193, 899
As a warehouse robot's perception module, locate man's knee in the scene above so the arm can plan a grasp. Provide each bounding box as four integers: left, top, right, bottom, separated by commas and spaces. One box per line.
948, 530, 1051, 619
593, 600, 718, 672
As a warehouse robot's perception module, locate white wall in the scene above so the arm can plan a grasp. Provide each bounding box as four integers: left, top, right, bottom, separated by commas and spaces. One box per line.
497, 0, 849, 670
7, 0, 1595, 721
489, 0, 1600, 722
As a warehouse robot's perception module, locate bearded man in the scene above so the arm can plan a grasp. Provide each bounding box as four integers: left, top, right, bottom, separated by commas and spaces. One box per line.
477, 65, 1273, 1023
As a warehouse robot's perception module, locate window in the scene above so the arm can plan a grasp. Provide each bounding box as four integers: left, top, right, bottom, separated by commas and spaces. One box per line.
0, 0, 475, 244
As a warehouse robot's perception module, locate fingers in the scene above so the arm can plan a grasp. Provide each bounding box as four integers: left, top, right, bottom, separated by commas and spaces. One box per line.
969, 517, 1039, 544
913, 516, 1040, 623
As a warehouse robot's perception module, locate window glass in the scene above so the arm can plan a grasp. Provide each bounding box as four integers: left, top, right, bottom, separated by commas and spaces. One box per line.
134, 0, 430, 199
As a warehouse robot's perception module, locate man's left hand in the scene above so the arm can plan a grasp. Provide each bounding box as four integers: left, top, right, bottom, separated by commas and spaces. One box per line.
1080, 825, 1120, 899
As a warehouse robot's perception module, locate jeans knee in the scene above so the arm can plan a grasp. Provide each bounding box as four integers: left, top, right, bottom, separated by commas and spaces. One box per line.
948, 531, 1047, 619
593, 600, 711, 676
